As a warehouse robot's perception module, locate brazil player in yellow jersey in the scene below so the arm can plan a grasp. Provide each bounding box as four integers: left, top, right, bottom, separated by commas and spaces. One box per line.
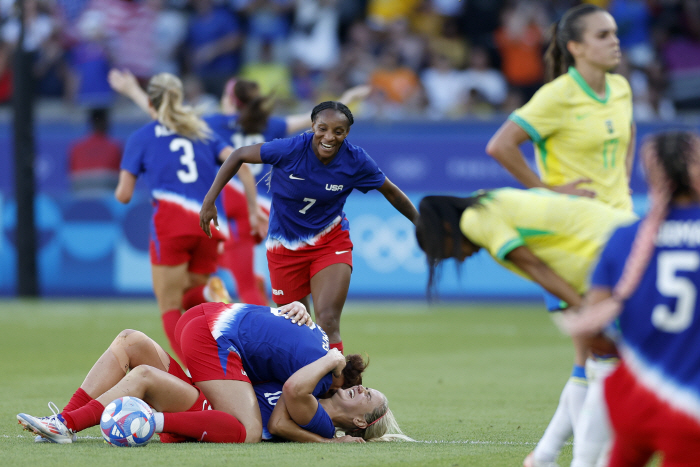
485, 5, 635, 466
486, 4, 634, 212
415, 189, 637, 467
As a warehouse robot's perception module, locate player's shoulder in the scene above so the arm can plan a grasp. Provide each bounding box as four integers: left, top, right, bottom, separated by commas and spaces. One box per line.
203, 113, 229, 127
606, 72, 632, 96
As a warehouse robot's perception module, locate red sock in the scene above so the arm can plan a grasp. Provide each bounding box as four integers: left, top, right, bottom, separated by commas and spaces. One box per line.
182, 285, 206, 310
62, 387, 94, 413
330, 341, 344, 354
63, 399, 105, 432
162, 309, 185, 363
163, 410, 246, 443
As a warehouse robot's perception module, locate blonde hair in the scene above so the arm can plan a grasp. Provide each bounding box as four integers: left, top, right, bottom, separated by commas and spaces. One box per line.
147, 73, 211, 141
343, 399, 414, 442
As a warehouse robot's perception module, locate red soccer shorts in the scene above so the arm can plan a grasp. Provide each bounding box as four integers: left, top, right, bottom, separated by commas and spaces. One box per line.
605, 361, 700, 466
176, 304, 250, 384
150, 234, 221, 274
266, 223, 353, 305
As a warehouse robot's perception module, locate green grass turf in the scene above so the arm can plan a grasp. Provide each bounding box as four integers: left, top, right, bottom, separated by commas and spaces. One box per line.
1, 299, 583, 466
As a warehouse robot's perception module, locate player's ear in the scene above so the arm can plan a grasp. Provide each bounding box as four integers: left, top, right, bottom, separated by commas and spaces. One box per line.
353, 416, 368, 429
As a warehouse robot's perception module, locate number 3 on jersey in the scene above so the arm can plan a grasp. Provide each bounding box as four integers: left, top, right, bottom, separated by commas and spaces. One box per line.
172, 138, 198, 183
652, 251, 700, 333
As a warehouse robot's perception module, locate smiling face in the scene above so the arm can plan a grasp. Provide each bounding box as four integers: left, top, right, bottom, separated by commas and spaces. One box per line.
332, 385, 386, 428
569, 11, 621, 72
311, 109, 351, 163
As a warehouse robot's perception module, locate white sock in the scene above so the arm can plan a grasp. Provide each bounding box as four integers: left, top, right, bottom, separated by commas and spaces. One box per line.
571, 359, 618, 467
533, 376, 588, 463
153, 412, 164, 433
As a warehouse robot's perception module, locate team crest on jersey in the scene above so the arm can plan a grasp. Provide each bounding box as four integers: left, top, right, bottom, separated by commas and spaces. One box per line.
326, 184, 343, 191
605, 120, 614, 134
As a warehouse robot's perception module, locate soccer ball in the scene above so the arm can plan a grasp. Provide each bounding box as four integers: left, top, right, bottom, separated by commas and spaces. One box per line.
100, 397, 156, 447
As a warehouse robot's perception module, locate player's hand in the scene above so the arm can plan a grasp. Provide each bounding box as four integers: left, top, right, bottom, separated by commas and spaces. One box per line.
199, 202, 218, 238
549, 178, 596, 198
327, 348, 346, 377
339, 85, 372, 105
250, 207, 268, 238
277, 302, 312, 327
552, 299, 621, 337
108, 68, 139, 96
330, 434, 365, 443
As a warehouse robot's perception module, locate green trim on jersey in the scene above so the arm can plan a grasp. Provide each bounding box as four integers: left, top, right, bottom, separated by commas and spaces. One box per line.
508, 113, 542, 143
516, 227, 553, 237
496, 238, 525, 260
568, 67, 610, 104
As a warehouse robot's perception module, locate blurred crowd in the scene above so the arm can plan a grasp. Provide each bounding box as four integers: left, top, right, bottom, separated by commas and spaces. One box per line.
1, 0, 699, 121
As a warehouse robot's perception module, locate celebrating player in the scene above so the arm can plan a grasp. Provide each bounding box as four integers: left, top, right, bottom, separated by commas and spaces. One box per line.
485, 5, 635, 465
109, 69, 369, 306
199, 101, 418, 354
558, 130, 700, 465
113, 72, 262, 364
17, 302, 406, 443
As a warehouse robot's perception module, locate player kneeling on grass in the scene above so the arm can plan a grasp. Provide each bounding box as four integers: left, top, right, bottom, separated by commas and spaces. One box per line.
17, 303, 409, 443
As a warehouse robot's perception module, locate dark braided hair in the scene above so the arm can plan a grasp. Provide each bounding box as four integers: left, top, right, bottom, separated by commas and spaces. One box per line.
341, 353, 368, 388
415, 194, 487, 300
544, 4, 605, 82
311, 101, 354, 126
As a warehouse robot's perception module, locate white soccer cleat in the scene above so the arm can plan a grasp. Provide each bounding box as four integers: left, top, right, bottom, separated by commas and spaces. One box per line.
523, 451, 560, 467
17, 402, 76, 444
205, 276, 232, 304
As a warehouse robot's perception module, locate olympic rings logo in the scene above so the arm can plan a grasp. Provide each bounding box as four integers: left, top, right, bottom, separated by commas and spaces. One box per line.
351, 215, 426, 273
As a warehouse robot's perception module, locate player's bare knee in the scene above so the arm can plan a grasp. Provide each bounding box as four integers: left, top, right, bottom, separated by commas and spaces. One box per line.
109, 330, 140, 374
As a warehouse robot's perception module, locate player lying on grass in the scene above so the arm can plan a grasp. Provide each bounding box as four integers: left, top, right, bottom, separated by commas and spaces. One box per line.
17, 302, 407, 443
414, 187, 638, 465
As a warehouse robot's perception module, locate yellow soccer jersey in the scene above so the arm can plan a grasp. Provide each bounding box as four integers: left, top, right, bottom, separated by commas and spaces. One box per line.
460, 188, 637, 294
510, 67, 634, 211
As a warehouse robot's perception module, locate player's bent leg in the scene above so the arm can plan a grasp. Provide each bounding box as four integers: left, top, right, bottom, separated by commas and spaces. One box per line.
195, 379, 262, 443
310, 263, 351, 345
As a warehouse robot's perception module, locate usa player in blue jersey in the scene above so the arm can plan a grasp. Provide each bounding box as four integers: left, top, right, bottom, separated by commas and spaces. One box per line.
113, 72, 261, 365
560, 130, 700, 466
17, 303, 405, 444
209, 78, 371, 306
200, 101, 418, 354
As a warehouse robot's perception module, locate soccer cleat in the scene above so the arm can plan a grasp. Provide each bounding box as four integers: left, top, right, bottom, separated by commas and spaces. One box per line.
205, 276, 232, 304
17, 402, 76, 444
523, 452, 560, 467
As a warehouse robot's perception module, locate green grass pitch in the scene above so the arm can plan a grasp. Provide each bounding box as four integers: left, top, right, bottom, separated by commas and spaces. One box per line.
1, 299, 581, 466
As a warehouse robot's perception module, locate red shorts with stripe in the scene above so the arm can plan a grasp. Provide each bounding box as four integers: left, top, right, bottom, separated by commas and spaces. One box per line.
175, 304, 250, 384
159, 355, 213, 444
266, 223, 353, 304
150, 234, 222, 274
605, 361, 700, 466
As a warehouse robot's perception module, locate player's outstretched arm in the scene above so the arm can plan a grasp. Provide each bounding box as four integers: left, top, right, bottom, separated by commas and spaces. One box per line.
108, 69, 151, 116
201, 144, 264, 237
268, 396, 363, 443
377, 177, 419, 224
284, 85, 372, 135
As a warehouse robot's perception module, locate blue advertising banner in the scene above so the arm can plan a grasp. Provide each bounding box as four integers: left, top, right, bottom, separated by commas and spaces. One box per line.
0, 120, 688, 298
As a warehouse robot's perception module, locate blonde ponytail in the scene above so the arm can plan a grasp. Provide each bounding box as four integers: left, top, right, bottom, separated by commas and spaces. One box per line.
147, 73, 211, 141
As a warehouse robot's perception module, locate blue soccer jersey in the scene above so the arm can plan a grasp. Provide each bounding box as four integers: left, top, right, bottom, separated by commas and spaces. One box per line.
591, 206, 700, 422
203, 303, 333, 396
260, 132, 386, 250
121, 121, 230, 239
204, 113, 288, 198
254, 381, 335, 441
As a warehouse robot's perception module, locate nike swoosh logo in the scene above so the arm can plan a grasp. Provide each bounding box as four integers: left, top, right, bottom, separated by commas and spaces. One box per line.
200, 431, 207, 442
289, 174, 305, 180
575, 113, 591, 120
335, 250, 349, 255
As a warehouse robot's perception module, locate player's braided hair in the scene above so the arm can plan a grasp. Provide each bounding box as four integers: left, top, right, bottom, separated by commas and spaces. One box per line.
544, 4, 605, 82
311, 101, 354, 126
415, 193, 488, 300
228, 79, 276, 134
583, 130, 700, 324
147, 73, 211, 141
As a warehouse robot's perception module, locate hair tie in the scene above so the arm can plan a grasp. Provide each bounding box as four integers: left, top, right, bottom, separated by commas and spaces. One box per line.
366, 411, 387, 428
